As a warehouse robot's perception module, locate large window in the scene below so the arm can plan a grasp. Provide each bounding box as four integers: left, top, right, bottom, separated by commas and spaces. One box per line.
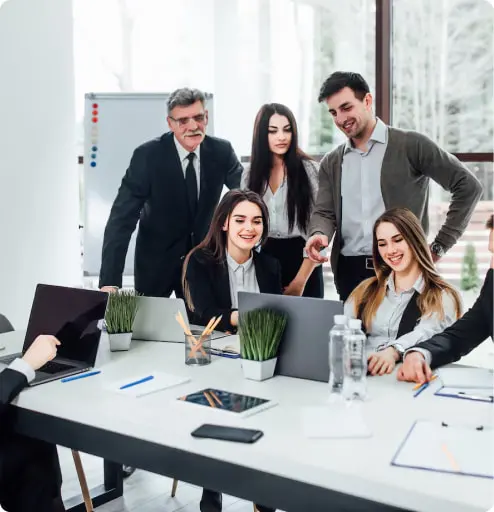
73, 0, 375, 157
392, 0, 493, 153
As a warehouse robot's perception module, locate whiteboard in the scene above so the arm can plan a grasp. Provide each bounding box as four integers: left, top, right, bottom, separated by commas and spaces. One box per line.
83, 92, 214, 276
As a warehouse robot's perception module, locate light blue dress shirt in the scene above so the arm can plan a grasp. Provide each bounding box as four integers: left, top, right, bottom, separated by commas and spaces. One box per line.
341, 118, 388, 256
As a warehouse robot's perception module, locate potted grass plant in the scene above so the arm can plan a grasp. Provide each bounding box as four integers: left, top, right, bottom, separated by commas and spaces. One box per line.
104, 289, 139, 351
239, 308, 287, 381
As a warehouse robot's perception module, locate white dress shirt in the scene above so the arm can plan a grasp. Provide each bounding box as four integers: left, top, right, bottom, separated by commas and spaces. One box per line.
344, 273, 459, 353
173, 136, 200, 199
8, 358, 35, 383
341, 118, 388, 256
226, 252, 260, 309
241, 159, 319, 250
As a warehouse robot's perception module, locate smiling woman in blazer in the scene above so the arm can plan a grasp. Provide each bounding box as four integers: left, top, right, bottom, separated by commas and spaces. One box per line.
183, 189, 282, 334
345, 208, 462, 376
182, 189, 279, 512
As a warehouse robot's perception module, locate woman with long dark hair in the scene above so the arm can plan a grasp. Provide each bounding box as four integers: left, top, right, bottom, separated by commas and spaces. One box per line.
242, 103, 323, 298
345, 208, 462, 376
183, 189, 282, 333
182, 189, 279, 512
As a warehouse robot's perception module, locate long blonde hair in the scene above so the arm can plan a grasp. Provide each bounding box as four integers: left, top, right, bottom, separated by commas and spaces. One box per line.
349, 208, 462, 331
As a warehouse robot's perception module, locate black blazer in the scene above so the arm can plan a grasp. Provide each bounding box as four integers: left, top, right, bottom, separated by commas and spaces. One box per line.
415, 269, 493, 368
185, 249, 282, 332
99, 132, 243, 296
0, 369, 27, 433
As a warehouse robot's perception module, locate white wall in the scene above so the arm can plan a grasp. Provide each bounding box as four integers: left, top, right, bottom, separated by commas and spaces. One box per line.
0, 0, 81, 328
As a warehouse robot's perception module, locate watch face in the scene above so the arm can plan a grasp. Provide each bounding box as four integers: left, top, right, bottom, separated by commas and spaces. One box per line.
431, 243, 444, 256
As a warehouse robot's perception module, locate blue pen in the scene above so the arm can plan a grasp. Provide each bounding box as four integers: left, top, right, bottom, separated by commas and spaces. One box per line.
413, 381, 431, 397
61, 370, 101, 383
119, 375, 154, 390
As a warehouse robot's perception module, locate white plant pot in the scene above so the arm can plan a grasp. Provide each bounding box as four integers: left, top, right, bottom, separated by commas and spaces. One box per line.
241, 357, 277, 381
108, 332, 132, 352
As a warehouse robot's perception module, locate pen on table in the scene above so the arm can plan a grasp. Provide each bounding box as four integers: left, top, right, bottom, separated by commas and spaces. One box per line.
61, 370, 101, 383
441, 443, 461, 472
413, 375, 438, 397
119, 375, 154, 390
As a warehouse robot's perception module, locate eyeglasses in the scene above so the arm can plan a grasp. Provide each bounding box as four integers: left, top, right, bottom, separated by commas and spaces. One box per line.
169, 113, 207, 127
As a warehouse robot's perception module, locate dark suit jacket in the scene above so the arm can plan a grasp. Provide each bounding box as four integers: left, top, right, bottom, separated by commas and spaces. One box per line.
415, 269, 493, 368
0, 369, 27, 435
185, 249, 282, 332
99, 132, 243, 296
308, 127, 482, 282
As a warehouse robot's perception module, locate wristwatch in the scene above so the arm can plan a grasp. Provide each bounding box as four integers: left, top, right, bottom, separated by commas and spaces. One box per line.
430, 241, 445, 258
392, 343, 405, 360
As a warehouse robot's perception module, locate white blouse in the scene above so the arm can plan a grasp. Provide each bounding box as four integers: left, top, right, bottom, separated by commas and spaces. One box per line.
241, 159, 319, 240
344, 273, 459, 353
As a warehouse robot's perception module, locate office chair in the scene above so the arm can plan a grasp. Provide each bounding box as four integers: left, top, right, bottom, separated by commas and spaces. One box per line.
0, 314, 94, 512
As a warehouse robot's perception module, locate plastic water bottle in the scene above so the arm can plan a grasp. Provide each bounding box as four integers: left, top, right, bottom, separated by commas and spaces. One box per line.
328, 315, 348, 397
343, 319, 367, 401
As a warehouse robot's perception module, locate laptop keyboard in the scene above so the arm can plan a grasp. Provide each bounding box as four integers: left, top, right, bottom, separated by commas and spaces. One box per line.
38, 360, 75, 374
0, 354, 18, 365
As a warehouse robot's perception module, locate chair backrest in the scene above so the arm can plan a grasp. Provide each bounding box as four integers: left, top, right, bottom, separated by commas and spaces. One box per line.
0, 314, 14, 334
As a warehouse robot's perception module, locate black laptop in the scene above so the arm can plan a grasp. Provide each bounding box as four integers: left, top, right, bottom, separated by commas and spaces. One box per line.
0, 284, 108, 386
238, 292, 344, 382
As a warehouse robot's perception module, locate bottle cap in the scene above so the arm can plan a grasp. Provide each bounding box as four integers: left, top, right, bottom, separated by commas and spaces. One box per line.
334, 315, 347, 325
348, 318, 362, 329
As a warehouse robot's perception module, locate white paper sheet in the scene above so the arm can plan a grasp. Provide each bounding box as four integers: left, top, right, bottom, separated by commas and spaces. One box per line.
302, 403, 372, 439
392, 420, 494, 478
105, 371, 190, 398
438, 368, 494, 389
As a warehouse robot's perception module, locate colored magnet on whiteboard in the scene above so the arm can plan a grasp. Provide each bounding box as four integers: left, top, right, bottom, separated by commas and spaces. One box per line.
90, 162, 97, 167
91, 146, 97, 151
92, 110, 98, 116
92, 117, 98, 123
91, 153, 97, 159
92, 103, 98, 108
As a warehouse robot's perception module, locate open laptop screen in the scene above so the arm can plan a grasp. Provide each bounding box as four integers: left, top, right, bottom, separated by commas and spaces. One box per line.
23, 284, 108, 366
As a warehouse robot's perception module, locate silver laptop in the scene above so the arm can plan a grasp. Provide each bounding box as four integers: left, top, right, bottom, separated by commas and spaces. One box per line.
0, 284, 108, 386
238, 292, 344, 382
132, 296, 230, 342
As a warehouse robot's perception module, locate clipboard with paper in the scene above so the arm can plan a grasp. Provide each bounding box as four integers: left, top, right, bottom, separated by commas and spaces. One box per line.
434, 386, 493, 403
391, 420, 494, 479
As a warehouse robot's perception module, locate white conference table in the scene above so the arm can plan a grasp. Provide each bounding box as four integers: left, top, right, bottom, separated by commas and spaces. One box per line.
1, 330, 493, 512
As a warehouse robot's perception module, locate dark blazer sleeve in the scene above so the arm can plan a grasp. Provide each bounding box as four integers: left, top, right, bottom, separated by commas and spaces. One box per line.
415, 270, 493, 368
406, 131, 483, 252
0, 368, 27, 420
185, 252, 236, 332
223, 142, 243, 190
99, 145, 152, 288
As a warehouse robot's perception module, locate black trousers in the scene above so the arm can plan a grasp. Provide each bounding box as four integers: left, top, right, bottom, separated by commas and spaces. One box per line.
334, 254, 376, 302
201, 489, 274, 512
263, 237, 324, 298
0, 433, 63, 512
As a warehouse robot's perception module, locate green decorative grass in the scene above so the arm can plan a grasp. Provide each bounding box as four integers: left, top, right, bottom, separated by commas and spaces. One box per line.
239, 308, 287, 362
105, 289, 139, 334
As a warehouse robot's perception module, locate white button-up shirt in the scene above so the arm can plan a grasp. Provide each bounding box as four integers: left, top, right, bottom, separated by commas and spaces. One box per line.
341, 118, 388, 256
241, 159, 319, 252
174, 136, 200, 199
344, 273, 459, 353
226, 252, 260, 309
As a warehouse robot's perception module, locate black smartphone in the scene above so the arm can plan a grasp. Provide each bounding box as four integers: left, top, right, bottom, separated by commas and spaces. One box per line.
191, 424, 264, 444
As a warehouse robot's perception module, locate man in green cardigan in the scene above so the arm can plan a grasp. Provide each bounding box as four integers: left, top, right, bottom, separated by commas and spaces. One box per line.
305, 71, 483, 302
